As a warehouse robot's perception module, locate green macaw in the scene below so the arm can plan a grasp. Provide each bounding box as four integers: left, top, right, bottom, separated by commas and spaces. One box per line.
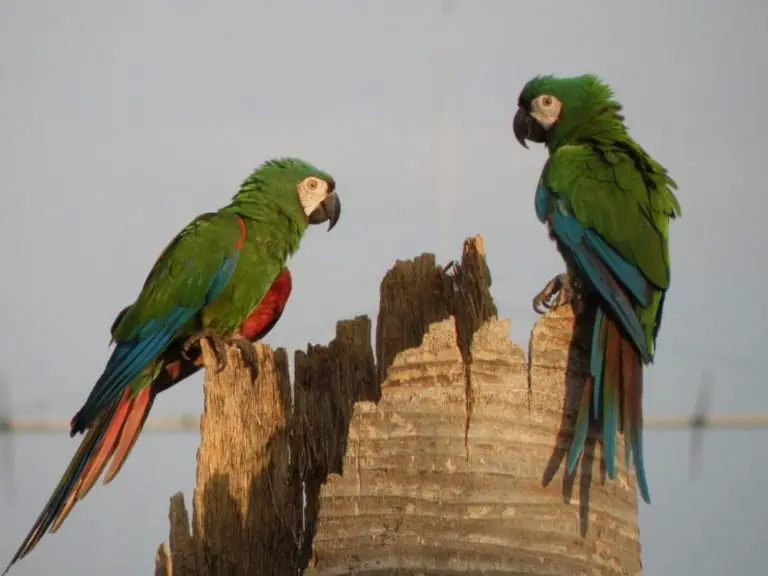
4, 158, 340, 574
513, 74, 681, 503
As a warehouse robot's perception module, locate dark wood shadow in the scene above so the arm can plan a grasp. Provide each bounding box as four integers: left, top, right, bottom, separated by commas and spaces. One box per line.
539, 302, 610, 537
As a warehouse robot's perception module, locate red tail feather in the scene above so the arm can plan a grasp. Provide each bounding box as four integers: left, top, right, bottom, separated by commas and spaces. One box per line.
76, 390, 134, 499
46, 421, 105, 534
604, 320, 622, 387
49, 388, 152, 533
104, 387, 154, 484
611, 315, 650, 502
620, 337, 643, 451
6, 269, 298, 574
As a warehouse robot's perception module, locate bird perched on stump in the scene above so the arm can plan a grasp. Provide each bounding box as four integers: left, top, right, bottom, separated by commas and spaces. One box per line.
4, 157, 341, 574
513, 74, 681, 504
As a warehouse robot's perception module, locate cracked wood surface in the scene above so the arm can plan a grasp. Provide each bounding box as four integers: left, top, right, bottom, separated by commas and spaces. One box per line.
156, 236, 641, 576
311, 312, 641, 576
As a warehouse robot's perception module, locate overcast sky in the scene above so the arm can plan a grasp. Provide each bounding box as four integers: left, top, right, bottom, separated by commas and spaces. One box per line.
1, 0, 766, 574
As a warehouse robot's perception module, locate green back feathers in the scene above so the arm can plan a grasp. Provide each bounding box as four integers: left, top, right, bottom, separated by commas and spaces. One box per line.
522, 74, 683, 351
116, 157, 335, 341
522, 74, 682, 220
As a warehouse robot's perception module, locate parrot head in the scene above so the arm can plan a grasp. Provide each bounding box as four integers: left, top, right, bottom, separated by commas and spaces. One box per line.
513, 74, 622, 151
235, 157, 341, 231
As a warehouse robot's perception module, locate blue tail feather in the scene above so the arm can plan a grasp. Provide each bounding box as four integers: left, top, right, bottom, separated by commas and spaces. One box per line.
75, 252, 242, 432
634, 432, 650, 503
591, 308, 607, 415
566, 375, 592, 475
620, 338, 651, 503
549, 209, 653, 501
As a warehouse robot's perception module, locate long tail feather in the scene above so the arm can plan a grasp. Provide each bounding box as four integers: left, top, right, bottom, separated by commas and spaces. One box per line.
5, 268, 295, 574
47, 391, 134, 535
620, 337, 650, 503
2, 389, 154, 575
2, 408, 113, 575
104, 387, 154, 484
566, 307, 651, 503
566, 375, 593, 475
75, 390, 134, 500
601, 318, 622, 479
550, 202, 654, 503
591, 308, 608, 415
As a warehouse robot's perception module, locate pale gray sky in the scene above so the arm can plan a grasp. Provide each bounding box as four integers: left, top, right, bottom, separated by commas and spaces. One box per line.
1, 0, 766, 574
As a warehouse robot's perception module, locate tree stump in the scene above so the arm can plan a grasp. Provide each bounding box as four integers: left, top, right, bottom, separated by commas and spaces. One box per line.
154, 342, 299, 576
156, 236, 642, 576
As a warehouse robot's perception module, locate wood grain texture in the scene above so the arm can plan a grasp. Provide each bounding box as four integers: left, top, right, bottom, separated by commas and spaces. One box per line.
157, 235, 642, 576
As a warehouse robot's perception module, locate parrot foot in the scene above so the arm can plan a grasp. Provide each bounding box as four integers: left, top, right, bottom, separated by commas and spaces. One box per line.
182, 329, 228, 373
533, 273, 576, 315
228, 337, 259, 375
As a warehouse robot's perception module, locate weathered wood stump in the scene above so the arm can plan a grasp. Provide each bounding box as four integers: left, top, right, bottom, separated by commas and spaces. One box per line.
155, 236, 642, 576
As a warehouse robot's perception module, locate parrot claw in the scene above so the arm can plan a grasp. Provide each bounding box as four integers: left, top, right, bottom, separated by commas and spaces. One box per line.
229, 337, 259, 375
182, 329, 228, 373
182, 331, 259, 375
533, 273, 577, 315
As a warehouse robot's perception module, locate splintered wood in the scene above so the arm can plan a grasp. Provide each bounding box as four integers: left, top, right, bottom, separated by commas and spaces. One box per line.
155, 342, 299, 576
156, 235, 642, 576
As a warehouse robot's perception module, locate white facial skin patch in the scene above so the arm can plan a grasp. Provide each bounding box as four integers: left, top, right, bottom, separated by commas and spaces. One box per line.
530, 94, 563, 130
297, 176, 330, 217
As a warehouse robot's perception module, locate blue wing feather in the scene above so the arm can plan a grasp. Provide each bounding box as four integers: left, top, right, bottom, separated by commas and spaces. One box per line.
207, 255, 239, 304
582, 230, 651, 307
534, 177, 551, 223
71, 253, 240, 432
539, 159, 658, 504
549, 208, 649, 360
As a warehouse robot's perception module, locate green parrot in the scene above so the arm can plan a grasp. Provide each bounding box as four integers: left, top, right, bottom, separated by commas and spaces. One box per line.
513, 74, 681, 503
4, 158, 340, 574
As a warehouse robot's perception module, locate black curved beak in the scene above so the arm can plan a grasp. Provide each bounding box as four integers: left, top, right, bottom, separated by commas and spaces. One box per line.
513, 107, 546, 148
308, 191, 341, 231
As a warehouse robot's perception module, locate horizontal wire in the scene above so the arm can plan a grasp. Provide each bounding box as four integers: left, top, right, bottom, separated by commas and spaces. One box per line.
1, 413, 768, 434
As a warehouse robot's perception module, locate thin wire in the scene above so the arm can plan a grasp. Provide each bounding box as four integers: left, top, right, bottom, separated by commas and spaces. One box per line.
1, 412, 767, 434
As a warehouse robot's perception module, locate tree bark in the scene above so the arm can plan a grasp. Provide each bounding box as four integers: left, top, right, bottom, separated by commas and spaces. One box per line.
154, 341, 300, 576
156, 236, 642, 576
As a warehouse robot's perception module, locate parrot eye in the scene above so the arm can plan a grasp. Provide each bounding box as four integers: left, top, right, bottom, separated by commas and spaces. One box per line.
308, 179, 318, 190
531, 95, 562, 128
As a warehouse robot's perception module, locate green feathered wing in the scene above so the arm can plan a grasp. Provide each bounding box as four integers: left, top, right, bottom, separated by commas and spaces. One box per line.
540, 139, 681, 503
5, 157, 337, 575
5, 211, 287, 572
